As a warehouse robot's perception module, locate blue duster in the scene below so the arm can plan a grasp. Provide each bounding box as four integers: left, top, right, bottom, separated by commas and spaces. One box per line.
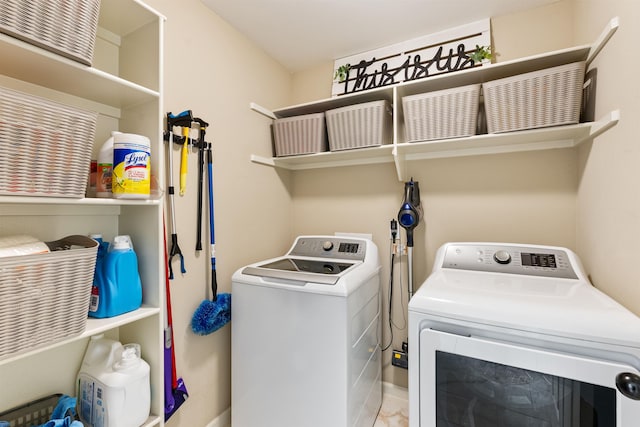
191, 140, 231, 336
192, 292, 231, 335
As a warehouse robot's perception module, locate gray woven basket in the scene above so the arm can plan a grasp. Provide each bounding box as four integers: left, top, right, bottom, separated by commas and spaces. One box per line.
0, 394, 79, 426
402, 84, 480, 142
483, 61, 586, 133
273, 112, 327, 156
326, 100, 392, 151
0, 235, 98, 360
0, 0, 101, 65
0, 86, 97, 198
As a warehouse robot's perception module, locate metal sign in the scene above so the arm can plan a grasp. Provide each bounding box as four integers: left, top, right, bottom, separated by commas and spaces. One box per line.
331, 19, 491, 97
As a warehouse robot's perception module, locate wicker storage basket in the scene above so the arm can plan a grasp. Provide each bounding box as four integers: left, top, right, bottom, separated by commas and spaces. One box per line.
402, 84, 480, 142
273, 112, 327, 156
0, 86, 97, 198
483, 61, 586, 133
0, 394, 78, 426
0, 0, 101, 65
325, 100, 392, 151
0, 235, 98, 360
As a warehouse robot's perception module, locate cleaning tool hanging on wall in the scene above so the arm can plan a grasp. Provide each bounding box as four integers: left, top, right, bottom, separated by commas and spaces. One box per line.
164, 110, 193, 279
194, 118, 209, 251
179, 126, 189, 196
397, 178, 422, 299
163, 216, 188, 421
192, 138, 231, 335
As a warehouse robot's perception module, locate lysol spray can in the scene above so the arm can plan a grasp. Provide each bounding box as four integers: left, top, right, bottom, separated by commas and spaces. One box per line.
112, 133, 151, 199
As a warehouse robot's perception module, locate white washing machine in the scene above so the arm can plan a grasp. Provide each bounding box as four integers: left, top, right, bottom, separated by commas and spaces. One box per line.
408, 242, 640, 427
232, 235, 382, 427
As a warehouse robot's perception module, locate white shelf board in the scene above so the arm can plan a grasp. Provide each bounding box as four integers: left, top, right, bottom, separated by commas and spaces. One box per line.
251, 144, 395, 170
274, 87, 394, 118
398, 123, 591, 160
252, 18, 619, 181
0, 195, 162, 206
396, 45, 591, 98
0, 33, 159, 109
251, 111, 619, 180
0, 307, 160, 367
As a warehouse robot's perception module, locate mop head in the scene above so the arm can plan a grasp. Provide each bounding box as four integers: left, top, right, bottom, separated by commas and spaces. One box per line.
191, 293, 231, 335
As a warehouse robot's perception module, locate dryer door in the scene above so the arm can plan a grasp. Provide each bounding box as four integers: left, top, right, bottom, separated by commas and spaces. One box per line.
418, 328, 640, 427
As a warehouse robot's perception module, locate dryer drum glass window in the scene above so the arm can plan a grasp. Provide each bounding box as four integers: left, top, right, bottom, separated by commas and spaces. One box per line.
435, 351, 615, 426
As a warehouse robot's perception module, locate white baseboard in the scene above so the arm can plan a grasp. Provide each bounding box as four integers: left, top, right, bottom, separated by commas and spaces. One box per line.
205, 407, 231, 427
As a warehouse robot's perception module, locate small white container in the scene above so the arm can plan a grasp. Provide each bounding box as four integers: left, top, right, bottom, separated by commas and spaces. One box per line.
77, 334, 151, 427
112, 133, 151, 199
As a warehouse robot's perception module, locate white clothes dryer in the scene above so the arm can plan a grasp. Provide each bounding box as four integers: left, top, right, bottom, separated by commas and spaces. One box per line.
409, 242, 640, 427
232, 235, 382, 427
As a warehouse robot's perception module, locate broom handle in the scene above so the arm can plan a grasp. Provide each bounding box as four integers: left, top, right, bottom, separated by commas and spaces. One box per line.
207, 146, 218, 300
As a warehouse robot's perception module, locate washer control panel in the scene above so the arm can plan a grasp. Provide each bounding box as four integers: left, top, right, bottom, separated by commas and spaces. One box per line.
442, 243, 578, 279
289, 236, 366, 261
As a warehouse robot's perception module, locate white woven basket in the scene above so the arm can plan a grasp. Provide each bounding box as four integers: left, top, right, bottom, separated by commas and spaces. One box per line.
325, 100, 392, 151
0, 86, 97, 198
0, 235, 98, 360
402, 84, 480, 142
273, 112, 327, 156
483, 61, 586, 133
0, 0, 101, 65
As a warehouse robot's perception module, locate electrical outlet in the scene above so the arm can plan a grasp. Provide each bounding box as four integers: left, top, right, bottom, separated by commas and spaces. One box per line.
392, 348, 408, 369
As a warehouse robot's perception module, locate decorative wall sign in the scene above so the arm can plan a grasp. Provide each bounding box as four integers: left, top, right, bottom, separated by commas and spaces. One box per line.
331, 19, 491, 97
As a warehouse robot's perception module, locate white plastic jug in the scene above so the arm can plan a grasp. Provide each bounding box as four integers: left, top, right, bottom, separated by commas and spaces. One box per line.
77, 334, 151, 427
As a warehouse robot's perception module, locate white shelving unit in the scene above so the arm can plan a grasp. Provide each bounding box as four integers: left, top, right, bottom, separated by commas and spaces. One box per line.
251, 18, 619, 181
0, 1, 166, 426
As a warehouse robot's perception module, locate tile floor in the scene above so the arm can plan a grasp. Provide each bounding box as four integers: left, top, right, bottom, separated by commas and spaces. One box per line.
374, 386, 409, 427
223, 386, 408, 427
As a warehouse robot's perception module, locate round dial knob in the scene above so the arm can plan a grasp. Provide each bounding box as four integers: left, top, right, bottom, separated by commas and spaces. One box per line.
493, 250, 512, 264
322, 241, 334, 251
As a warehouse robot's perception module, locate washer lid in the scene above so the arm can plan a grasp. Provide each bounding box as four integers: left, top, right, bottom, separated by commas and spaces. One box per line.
409, 268, 640, 349
242, 257, 358, 285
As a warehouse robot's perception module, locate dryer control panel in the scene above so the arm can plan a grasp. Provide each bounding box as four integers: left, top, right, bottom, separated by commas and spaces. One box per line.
442, 243, 578, 279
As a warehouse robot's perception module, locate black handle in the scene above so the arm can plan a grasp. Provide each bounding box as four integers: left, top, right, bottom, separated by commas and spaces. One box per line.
195, 145, 204, 251
211, 262, 218, 301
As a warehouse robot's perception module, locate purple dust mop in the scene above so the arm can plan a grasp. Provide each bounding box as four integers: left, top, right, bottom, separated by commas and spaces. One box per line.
192, 141, 231, 335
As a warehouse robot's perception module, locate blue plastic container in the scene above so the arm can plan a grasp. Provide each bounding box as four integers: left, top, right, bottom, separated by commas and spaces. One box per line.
89, 235, 142, 318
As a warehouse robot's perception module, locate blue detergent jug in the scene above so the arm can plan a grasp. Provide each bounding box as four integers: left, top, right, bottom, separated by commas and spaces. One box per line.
88, 234, 109, 318
89, 235, 142, 318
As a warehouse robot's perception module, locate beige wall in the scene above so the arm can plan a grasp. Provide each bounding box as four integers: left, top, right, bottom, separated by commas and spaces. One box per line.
290, 1, 578, 388
143, 0, 293, 425
139, 0, 638, 423
574, 1, 640, 315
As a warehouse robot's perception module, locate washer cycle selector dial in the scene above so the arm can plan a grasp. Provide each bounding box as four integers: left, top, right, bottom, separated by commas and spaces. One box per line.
322, 241, 334, 251
493, 250, 512, 264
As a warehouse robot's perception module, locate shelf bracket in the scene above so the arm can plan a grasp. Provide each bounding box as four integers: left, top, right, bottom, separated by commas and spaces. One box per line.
250, 154, 278, 167
392, 145, 406, 181
250, 102, 277, 120
577, 109, 620, 145
586, 16, 619, 67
